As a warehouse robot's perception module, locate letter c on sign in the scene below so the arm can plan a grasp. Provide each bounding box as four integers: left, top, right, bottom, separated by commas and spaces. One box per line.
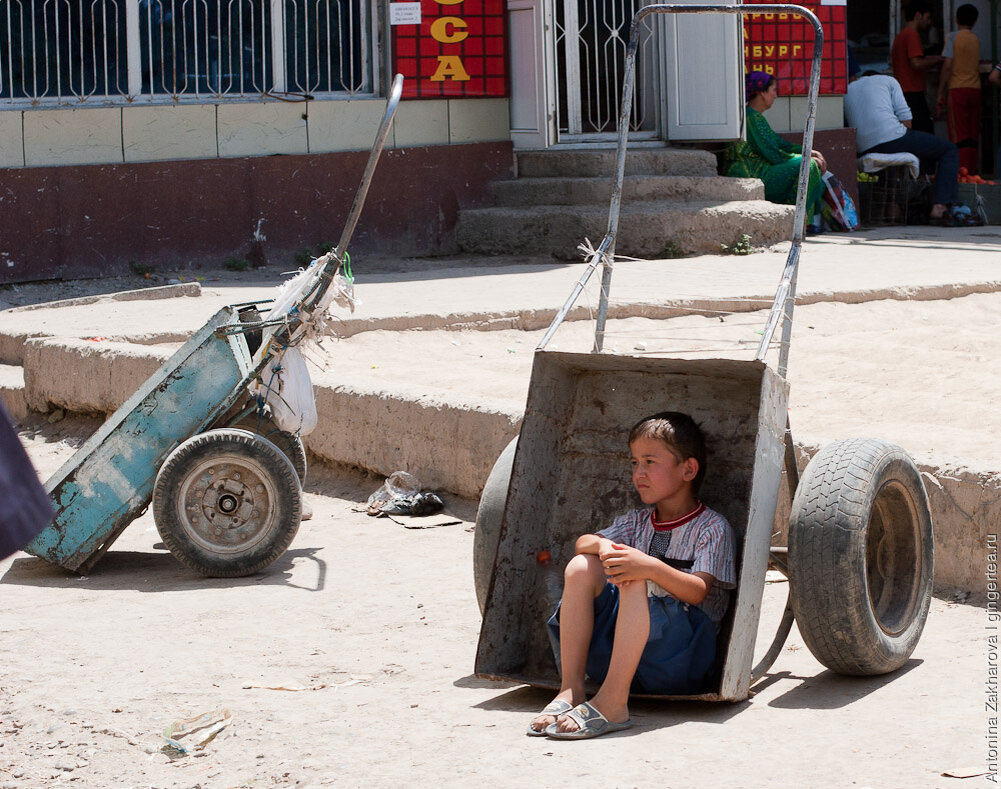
430, 16, 468, 43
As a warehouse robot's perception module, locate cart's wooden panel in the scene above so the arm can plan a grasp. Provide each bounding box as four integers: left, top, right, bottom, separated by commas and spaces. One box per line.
475, 350, 787, 701
26, 307, 252, 572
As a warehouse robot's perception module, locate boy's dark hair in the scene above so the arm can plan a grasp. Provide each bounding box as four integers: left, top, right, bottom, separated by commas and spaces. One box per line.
957, 3, 978, 26
904, 1, 930, 21
628, 411, 707, 494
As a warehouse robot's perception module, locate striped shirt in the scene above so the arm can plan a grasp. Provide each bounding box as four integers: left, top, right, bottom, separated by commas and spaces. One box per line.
598, 505, 736, 626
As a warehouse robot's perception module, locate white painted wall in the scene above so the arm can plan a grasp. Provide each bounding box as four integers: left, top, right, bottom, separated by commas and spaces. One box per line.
0, 98, 511, 169
762, 96, 846, 134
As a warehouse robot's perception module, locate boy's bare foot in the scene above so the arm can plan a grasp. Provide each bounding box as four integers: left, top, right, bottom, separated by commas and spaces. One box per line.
527, 690, 580, 735
551, 697, 629, 734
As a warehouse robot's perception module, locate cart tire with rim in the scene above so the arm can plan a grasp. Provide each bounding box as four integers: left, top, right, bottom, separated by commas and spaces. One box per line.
152, 429, 302, 577
473, 437, 518, 613
788, 438, 933, 676
230, 411, 308, 485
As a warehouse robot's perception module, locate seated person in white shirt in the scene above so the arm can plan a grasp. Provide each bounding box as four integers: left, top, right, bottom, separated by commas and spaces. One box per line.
844, 72, 959, 224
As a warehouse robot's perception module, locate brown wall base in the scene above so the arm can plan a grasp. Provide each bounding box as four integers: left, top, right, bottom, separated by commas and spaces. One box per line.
0, 142, 515, 284
779, 127, 859, 205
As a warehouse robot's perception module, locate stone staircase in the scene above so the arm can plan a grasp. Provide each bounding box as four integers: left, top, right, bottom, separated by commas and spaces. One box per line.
456, 147, 795, 260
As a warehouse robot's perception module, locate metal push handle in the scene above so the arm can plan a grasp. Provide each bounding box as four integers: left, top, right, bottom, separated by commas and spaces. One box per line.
232, 75, 404, 350
332, 72, 405, 271
301, 72, 406, 314
537, 4, 824, 377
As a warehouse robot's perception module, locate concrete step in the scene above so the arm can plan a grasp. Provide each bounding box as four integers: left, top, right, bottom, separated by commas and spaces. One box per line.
489, 175, 765, 207
0, 363, 26, 421
516, 147, 719, 178
457, 200, 795, 259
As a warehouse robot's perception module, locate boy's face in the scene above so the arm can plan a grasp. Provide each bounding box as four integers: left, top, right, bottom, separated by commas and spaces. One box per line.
629, 436, 698, 510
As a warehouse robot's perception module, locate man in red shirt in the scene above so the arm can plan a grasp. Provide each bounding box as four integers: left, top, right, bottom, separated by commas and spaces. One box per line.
891, 0, 944, 134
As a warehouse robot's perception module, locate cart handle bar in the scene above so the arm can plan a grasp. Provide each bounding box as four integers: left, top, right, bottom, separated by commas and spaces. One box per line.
300, 72, 405, 315
536, 4, 823, 380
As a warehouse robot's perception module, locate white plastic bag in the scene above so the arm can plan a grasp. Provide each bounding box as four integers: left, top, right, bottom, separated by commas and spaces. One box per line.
366, 471, 421, 511
259, 346, 317, 435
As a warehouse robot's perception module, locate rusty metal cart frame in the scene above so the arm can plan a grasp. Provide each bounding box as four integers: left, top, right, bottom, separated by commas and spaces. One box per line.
26, 75, 405, 579
474, 6, 934, 702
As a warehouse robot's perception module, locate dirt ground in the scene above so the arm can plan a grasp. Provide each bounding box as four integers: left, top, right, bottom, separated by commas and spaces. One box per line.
1, 261, 996, 787
317, 291, 1001, 472
0, 418, 989, 789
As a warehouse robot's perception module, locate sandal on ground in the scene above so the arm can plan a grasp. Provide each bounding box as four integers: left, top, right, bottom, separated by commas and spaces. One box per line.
931, 204, 985, 227
544, 701, 633, 740
527, 699, 574, 736
928, 211, 962, 227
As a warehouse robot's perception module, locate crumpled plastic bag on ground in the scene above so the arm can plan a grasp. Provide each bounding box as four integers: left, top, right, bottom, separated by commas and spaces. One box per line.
378, 491, 445, 516
366, 471, 420, 511
162, 708, 232, 754
364, 471, 445, 517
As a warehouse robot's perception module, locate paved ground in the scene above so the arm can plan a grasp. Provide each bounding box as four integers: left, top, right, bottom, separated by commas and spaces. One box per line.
0, 437, 991, 789
1, 225, 998, 787
2, 223, 998, 588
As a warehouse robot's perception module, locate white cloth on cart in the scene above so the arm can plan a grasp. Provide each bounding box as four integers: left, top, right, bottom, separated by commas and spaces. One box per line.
858, 152, 920, 179
258, 346, 318, 436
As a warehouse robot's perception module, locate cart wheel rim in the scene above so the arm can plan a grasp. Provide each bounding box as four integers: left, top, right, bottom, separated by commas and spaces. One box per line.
175, 452, 280, 554
866, 479, 923, 637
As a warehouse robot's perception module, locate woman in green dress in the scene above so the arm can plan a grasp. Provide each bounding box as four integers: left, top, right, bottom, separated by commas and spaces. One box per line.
724, 71, 826, 229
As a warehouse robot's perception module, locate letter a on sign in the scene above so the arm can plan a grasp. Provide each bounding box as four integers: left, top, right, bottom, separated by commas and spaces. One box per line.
431, 55, 471, 81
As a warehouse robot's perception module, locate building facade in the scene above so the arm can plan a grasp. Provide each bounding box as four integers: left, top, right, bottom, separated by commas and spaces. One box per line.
9, 0, 983, 282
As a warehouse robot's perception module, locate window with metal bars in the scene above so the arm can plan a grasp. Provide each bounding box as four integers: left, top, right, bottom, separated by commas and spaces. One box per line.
0, 0, 372, 106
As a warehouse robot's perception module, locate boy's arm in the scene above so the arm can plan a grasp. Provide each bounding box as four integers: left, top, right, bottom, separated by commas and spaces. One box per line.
598, 541, 714, 604
889, 79, 914, 124
575, 533, 614, 556
646, 562, 714, 605
909, 31, 943, 72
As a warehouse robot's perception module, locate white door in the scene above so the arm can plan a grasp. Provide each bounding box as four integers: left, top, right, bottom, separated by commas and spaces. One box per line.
508, 0, 555, 148
662, 0, 743, 141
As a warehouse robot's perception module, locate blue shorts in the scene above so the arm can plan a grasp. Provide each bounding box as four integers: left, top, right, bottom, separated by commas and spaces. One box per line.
546, 583, 717, 695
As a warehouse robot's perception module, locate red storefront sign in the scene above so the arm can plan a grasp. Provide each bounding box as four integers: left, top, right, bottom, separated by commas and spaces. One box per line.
390, 0, 507, 99
743, 1, 847, 95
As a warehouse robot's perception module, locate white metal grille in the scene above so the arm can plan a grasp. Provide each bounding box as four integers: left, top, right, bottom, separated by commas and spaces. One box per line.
555, 0, 658, 139
0, 0, 371, 106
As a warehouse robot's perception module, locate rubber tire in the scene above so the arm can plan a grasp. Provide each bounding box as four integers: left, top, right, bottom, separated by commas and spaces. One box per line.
153, 429, 302, 577
788, 438, 933, 676
473, 437, 518, 615
231, 412, 307, 485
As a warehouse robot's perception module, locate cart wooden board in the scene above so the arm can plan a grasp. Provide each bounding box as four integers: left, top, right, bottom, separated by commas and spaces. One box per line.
26, 307, 252, 573
474, 352, 787, 701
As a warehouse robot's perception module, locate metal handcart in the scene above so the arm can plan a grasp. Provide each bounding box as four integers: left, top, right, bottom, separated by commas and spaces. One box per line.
473, 6, 933, 700
25, 75, 405, 578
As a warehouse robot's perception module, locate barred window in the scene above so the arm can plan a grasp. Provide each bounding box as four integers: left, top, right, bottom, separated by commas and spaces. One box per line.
0, 0, 372, 106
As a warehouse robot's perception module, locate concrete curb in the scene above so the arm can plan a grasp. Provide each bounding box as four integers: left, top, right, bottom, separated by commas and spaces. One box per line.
2, 330, 995, 593
4, 246, 1000, 594
8, 282, 202, 312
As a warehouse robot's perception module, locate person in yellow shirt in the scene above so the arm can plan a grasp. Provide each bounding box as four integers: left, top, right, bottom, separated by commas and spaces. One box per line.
937, 4, 982, 173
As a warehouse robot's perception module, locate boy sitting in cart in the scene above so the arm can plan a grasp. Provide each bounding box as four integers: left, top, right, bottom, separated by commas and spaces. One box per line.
528, 411, 736, 740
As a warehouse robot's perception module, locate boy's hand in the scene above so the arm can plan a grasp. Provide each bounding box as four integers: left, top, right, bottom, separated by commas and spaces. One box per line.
599, 542, 654, 587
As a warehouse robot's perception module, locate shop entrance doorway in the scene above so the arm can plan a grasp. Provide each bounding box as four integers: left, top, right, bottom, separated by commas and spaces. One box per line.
507, 0, 745, 148
553, 0, 660, 143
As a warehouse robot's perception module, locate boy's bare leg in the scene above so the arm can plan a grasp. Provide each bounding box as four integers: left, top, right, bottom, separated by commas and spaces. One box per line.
528, 554, 605, 733
553, 578, 647, 733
